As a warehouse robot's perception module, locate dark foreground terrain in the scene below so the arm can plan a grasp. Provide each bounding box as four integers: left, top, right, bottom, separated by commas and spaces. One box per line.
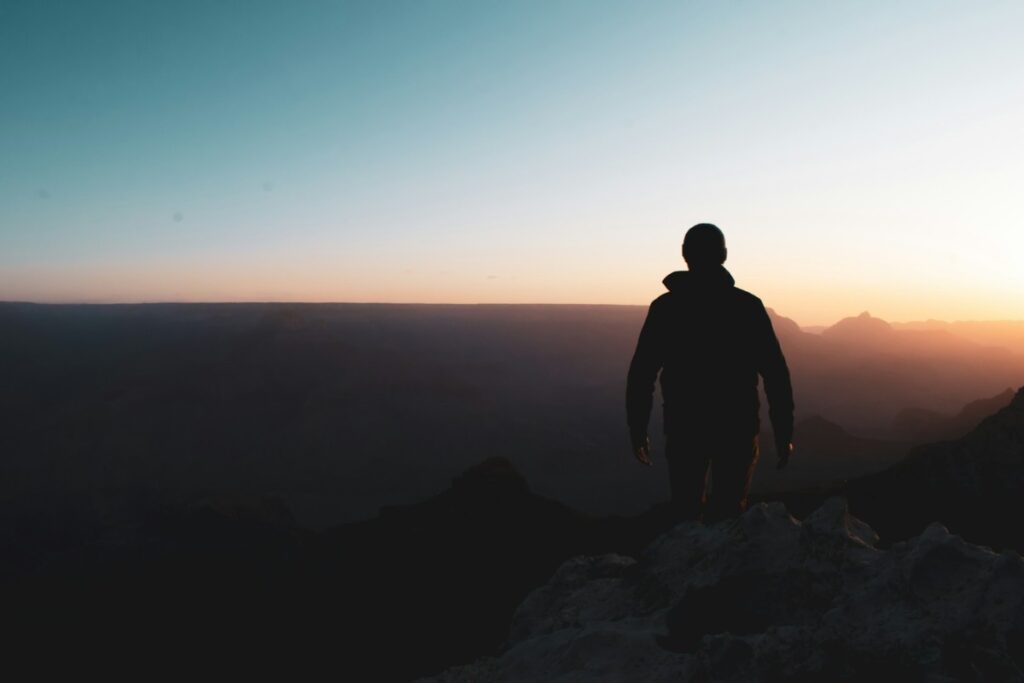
6, 388, 1024, 680
430, 499, 1024, 682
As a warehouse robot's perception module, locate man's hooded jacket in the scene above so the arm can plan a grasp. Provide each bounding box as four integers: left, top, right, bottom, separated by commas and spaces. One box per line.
626, 265, 794, 447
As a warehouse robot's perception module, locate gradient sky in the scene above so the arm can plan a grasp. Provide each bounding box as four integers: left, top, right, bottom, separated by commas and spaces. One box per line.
2, 0, 1022, 325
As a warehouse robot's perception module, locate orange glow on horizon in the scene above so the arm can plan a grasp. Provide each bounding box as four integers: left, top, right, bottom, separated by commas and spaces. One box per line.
3, 257, 1021, 330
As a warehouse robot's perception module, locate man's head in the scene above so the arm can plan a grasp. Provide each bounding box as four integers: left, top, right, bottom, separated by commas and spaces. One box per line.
683, 223, 727, 270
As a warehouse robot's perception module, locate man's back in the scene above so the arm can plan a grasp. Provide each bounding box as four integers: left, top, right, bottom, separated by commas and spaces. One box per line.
628, 266, 791, 437
625, 224, 794, 520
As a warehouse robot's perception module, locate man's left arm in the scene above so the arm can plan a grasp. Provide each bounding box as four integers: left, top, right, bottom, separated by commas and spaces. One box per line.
754, 303, 795, 468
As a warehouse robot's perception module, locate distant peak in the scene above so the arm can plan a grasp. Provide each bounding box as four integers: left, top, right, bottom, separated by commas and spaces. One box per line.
823, 311, 894, 341
796, 414, 850, 439
452, 457, 529, 494
1013, 386, 1024, 407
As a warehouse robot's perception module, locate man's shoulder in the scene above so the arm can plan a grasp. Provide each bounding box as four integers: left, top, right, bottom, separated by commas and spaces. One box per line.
652, 287, 763, 307
730, 287, 766, 309
650, 292, 674, 307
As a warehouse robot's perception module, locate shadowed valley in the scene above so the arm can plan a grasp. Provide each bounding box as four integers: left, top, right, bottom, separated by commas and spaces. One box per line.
3, 302, 1023, 679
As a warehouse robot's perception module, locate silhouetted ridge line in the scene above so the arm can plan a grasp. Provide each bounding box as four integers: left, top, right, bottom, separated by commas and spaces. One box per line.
825, 384, 1024, 550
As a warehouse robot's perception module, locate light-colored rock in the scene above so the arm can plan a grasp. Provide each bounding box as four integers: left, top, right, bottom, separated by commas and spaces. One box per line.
425, 498, 1024, 682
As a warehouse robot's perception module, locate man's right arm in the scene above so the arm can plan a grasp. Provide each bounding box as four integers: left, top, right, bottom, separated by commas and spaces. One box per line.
626, 299, 666, 455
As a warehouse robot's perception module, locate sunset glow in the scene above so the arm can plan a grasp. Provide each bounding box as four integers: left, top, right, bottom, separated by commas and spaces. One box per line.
2, 1, 1023, 326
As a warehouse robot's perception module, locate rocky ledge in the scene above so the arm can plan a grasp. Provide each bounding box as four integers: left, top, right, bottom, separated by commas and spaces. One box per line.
427, 498, 1024, 682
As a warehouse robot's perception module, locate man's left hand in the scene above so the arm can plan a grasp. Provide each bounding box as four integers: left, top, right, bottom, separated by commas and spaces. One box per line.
775, 441, 795, 470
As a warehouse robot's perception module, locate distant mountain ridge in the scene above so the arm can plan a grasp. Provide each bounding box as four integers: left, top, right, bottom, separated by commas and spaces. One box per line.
893, 319, 1024, 352
781, 311, 1024, 355
821, 310, 896, 346
891, 387, 1016, 443
762, 307, 1024, 435
753, 414, 908, 494
842, 385, 1024, 550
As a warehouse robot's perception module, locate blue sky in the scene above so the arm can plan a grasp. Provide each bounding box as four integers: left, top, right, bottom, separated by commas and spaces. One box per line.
2, 0, 1022, 324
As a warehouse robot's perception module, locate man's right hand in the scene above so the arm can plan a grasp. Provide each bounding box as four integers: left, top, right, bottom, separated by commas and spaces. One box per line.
775, 441, 794, 470
632, 434, 652, 466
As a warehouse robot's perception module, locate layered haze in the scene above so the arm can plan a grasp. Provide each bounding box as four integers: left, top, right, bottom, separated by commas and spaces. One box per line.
3, 302, 1021, 535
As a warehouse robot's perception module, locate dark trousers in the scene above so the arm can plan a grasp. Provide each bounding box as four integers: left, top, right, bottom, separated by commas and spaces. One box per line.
665, 431, 760, 523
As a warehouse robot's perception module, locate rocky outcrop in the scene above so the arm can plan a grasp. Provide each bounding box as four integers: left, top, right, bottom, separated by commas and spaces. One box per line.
428, 498, 1024, 682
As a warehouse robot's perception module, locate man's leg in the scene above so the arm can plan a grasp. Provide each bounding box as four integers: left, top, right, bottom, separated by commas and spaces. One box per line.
705, 434, 760, 523
664, 435, 712, 522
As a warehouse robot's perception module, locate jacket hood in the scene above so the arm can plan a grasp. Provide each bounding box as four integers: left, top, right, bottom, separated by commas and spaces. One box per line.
662, 265, 735, 292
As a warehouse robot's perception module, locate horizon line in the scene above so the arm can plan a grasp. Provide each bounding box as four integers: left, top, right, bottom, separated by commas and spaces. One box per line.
3, 300, 1023, 329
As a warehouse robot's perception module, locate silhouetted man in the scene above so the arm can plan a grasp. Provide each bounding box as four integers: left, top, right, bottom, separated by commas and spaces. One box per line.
626, 224, 794, 522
